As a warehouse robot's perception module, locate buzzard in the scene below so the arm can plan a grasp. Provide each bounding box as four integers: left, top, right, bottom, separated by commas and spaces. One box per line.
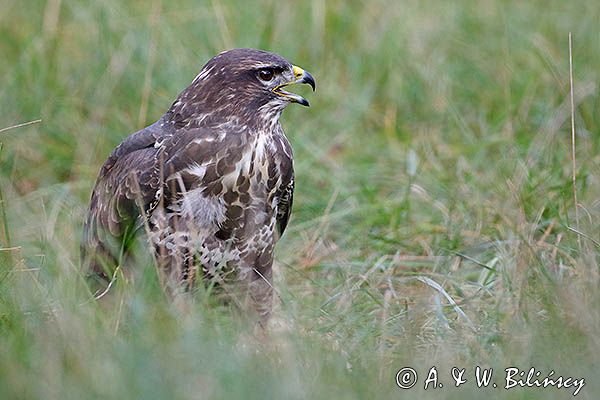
81, 48, 315, 319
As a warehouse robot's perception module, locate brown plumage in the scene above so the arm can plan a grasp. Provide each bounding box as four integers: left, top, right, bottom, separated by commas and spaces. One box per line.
81, 48, 315, 319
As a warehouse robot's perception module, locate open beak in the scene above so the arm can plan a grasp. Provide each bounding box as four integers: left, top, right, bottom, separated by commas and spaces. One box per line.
272, 65, 316, 107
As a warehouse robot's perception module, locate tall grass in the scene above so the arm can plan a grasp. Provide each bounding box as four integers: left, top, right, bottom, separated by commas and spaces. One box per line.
1, 0, 599, 398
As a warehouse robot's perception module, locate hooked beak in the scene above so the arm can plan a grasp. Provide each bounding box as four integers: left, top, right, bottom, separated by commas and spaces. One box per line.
272, 65, 316, 107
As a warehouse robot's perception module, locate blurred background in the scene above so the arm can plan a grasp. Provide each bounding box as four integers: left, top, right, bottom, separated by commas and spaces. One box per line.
1, 0, 599, 399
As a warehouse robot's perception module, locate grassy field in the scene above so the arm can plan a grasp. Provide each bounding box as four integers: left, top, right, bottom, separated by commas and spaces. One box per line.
1, 0, 599, 398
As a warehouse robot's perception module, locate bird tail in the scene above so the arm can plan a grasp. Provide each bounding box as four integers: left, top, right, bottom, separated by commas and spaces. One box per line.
80, 223, 118, 297
80, 200, 139, 297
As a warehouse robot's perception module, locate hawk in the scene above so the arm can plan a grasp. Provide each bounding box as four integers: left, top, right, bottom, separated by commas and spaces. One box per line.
81, 48, 315, 319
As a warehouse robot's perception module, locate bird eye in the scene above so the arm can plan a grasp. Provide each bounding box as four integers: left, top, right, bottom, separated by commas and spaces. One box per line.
258, 69, 275, 82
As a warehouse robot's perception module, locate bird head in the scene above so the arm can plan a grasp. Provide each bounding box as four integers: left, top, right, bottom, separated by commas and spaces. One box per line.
168, 48, 315, 128
252, 58, 316, 108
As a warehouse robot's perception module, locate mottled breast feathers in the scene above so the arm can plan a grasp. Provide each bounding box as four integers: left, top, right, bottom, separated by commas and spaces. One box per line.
81, 48, 314, 320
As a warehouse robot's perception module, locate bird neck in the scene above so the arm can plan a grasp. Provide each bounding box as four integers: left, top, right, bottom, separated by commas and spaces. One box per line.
162, 77, 286, 132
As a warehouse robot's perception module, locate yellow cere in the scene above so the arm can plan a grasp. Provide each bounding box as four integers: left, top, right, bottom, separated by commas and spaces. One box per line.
292, 65, 305, 80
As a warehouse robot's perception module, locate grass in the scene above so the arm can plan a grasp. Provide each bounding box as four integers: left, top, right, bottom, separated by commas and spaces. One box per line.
1, 0, 600, 398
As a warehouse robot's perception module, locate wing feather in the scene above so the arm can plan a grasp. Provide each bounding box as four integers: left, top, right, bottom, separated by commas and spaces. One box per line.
81, 122, 168, 284
276, 176, 294, 237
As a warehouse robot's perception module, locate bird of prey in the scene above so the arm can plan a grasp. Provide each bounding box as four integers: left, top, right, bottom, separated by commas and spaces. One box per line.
81, 48, 315, 319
